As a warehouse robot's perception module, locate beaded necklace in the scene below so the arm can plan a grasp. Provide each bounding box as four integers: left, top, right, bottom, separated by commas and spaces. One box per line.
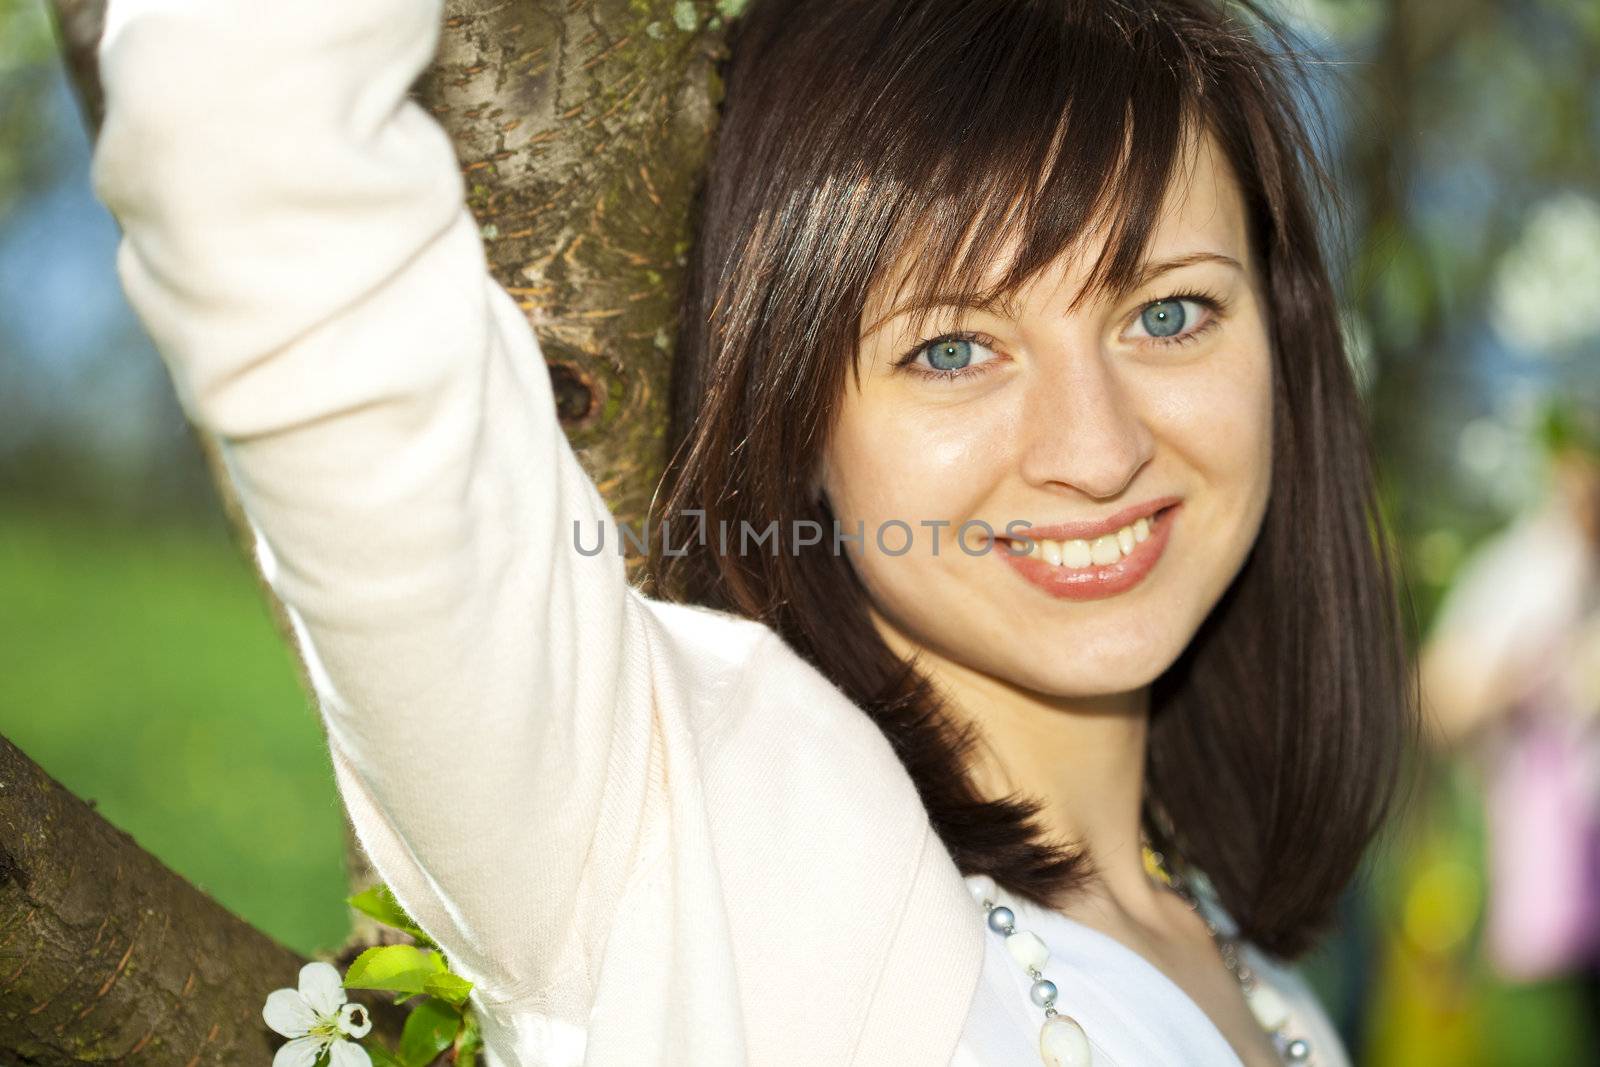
976, 842, 1313, 1067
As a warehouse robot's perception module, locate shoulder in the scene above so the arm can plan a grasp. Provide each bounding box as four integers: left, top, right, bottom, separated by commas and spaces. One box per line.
631, 590, 903, 763
635, 593, 775, 665
632, 591, 852, 708
627, 593, 776, 720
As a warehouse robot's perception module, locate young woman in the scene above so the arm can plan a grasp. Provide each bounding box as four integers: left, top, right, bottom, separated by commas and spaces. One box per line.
91, 0, 1413, 1063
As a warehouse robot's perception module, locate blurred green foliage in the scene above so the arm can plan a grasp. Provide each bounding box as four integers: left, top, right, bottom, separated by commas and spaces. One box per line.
0, 506, 352, 956
0, 0, 58, 212
1309, 0, 1600, 626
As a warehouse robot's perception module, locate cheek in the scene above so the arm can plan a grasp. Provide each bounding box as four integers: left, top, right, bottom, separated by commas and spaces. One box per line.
824, 395, 1009, 529
1149, 339, 1273, 500
822, 392, 1018, 640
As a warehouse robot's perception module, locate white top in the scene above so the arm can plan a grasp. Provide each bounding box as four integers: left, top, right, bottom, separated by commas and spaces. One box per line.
955, 875, 1349, 1066
90, 0, 1351, 1063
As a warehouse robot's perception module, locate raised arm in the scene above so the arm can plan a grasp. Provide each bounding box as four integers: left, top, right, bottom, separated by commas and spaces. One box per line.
93, 0, 655, 1005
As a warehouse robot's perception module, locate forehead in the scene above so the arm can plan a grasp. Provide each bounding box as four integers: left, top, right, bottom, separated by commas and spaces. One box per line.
1142, 131, 1250, 270
864, 126, 1253, 330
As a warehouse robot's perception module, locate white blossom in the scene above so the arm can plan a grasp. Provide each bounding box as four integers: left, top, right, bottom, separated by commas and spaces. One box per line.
263, 961, 374, 1067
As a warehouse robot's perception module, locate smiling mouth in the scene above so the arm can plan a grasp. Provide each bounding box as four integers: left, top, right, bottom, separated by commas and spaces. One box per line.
997, 504, 1179, 570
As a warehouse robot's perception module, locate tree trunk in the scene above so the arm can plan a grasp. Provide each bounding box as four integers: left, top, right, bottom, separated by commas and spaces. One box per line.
416, 0, 729, 546
0, 735, 406, 1062
8, 0, 727, 1061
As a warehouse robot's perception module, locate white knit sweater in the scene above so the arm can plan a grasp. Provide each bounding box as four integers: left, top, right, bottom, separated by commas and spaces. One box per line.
91, 1, 1349, 1063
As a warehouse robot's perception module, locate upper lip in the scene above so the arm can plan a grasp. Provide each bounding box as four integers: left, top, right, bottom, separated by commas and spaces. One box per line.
998, 495, 1181, 542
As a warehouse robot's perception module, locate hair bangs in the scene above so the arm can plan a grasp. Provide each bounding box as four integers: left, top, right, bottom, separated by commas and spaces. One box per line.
855, 1, 1216, 356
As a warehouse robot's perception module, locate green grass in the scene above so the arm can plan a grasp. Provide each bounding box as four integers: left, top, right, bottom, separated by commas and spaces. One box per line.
0, 504, 351, 956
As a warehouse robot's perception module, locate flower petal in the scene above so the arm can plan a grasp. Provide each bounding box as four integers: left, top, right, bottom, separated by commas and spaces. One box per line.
297, 960, 347, 1017
273, 1036, 325, 1067
263, 988, 318, 1038
329, 1038, 373, 1067
337, 1001, 373, 1039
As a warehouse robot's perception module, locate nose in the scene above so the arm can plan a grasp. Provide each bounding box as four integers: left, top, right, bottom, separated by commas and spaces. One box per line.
1015, 345, 1155, 500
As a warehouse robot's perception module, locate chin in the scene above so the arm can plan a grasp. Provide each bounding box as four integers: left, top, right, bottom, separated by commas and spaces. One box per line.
934, 620, 1184, 703
975, 632, 1186, 701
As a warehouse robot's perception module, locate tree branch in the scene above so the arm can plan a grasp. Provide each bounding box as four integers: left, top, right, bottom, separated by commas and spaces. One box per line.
0, 735, 403, 1063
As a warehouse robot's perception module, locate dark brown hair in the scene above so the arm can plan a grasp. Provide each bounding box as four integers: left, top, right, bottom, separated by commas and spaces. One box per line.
648, 0, 1416, 958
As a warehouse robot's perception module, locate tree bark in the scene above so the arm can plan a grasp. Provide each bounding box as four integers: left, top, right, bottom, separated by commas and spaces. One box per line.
0, 736, 405, 1062
417, 0, 729, 546
11, 0, 728, 1061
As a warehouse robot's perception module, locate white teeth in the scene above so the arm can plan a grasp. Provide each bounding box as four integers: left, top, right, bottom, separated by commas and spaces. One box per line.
1061, 538, 1092, 568
1090, 535, 1121, 565
1011, 513, 1160, 570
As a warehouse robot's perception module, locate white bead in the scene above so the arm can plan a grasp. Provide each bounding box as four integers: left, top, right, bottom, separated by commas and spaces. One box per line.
1246, 985, 1290, 1031
1040, 1015, 1092, 1067
1006, 930, 1050, 972
967, 874, 998, 905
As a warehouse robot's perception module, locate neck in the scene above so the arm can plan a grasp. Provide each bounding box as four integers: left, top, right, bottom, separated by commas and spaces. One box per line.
870, 608, 1157, 911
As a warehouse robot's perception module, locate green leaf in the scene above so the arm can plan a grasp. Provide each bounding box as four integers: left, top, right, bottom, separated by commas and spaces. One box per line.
422, 970, 474, 1006
344, 945, 446, 995
346, 885, 435, 946
398, 996, 461, 1067
454, 1009, 484, 1067
363, 1043, 406, 1067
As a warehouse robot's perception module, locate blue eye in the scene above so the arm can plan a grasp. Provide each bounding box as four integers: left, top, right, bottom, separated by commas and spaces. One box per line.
926, 338, 974, 370
1141, 299, 1187, 337
897, 333, 1001, 380
1126, 293, 1225, 346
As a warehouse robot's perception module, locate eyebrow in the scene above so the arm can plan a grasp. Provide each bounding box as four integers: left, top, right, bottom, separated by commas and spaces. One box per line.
864, 250, 1244, 337
1128, 251, 1243, 290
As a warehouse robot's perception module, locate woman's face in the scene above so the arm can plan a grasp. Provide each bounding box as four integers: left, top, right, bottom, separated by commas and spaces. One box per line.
819, 131, 1274, 699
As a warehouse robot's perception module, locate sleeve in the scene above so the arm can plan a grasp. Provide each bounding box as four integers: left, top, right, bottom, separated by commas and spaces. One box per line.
92, 0, 655, 1004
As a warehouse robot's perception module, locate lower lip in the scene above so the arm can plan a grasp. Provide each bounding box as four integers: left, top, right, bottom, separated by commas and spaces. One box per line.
993, 504, 1179, 601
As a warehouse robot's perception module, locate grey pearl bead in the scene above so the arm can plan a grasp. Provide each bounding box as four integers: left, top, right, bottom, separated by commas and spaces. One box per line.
1286, 1038, 1311, 1062
1030, 978, 1058, 1007
987, 906, 1015, 934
